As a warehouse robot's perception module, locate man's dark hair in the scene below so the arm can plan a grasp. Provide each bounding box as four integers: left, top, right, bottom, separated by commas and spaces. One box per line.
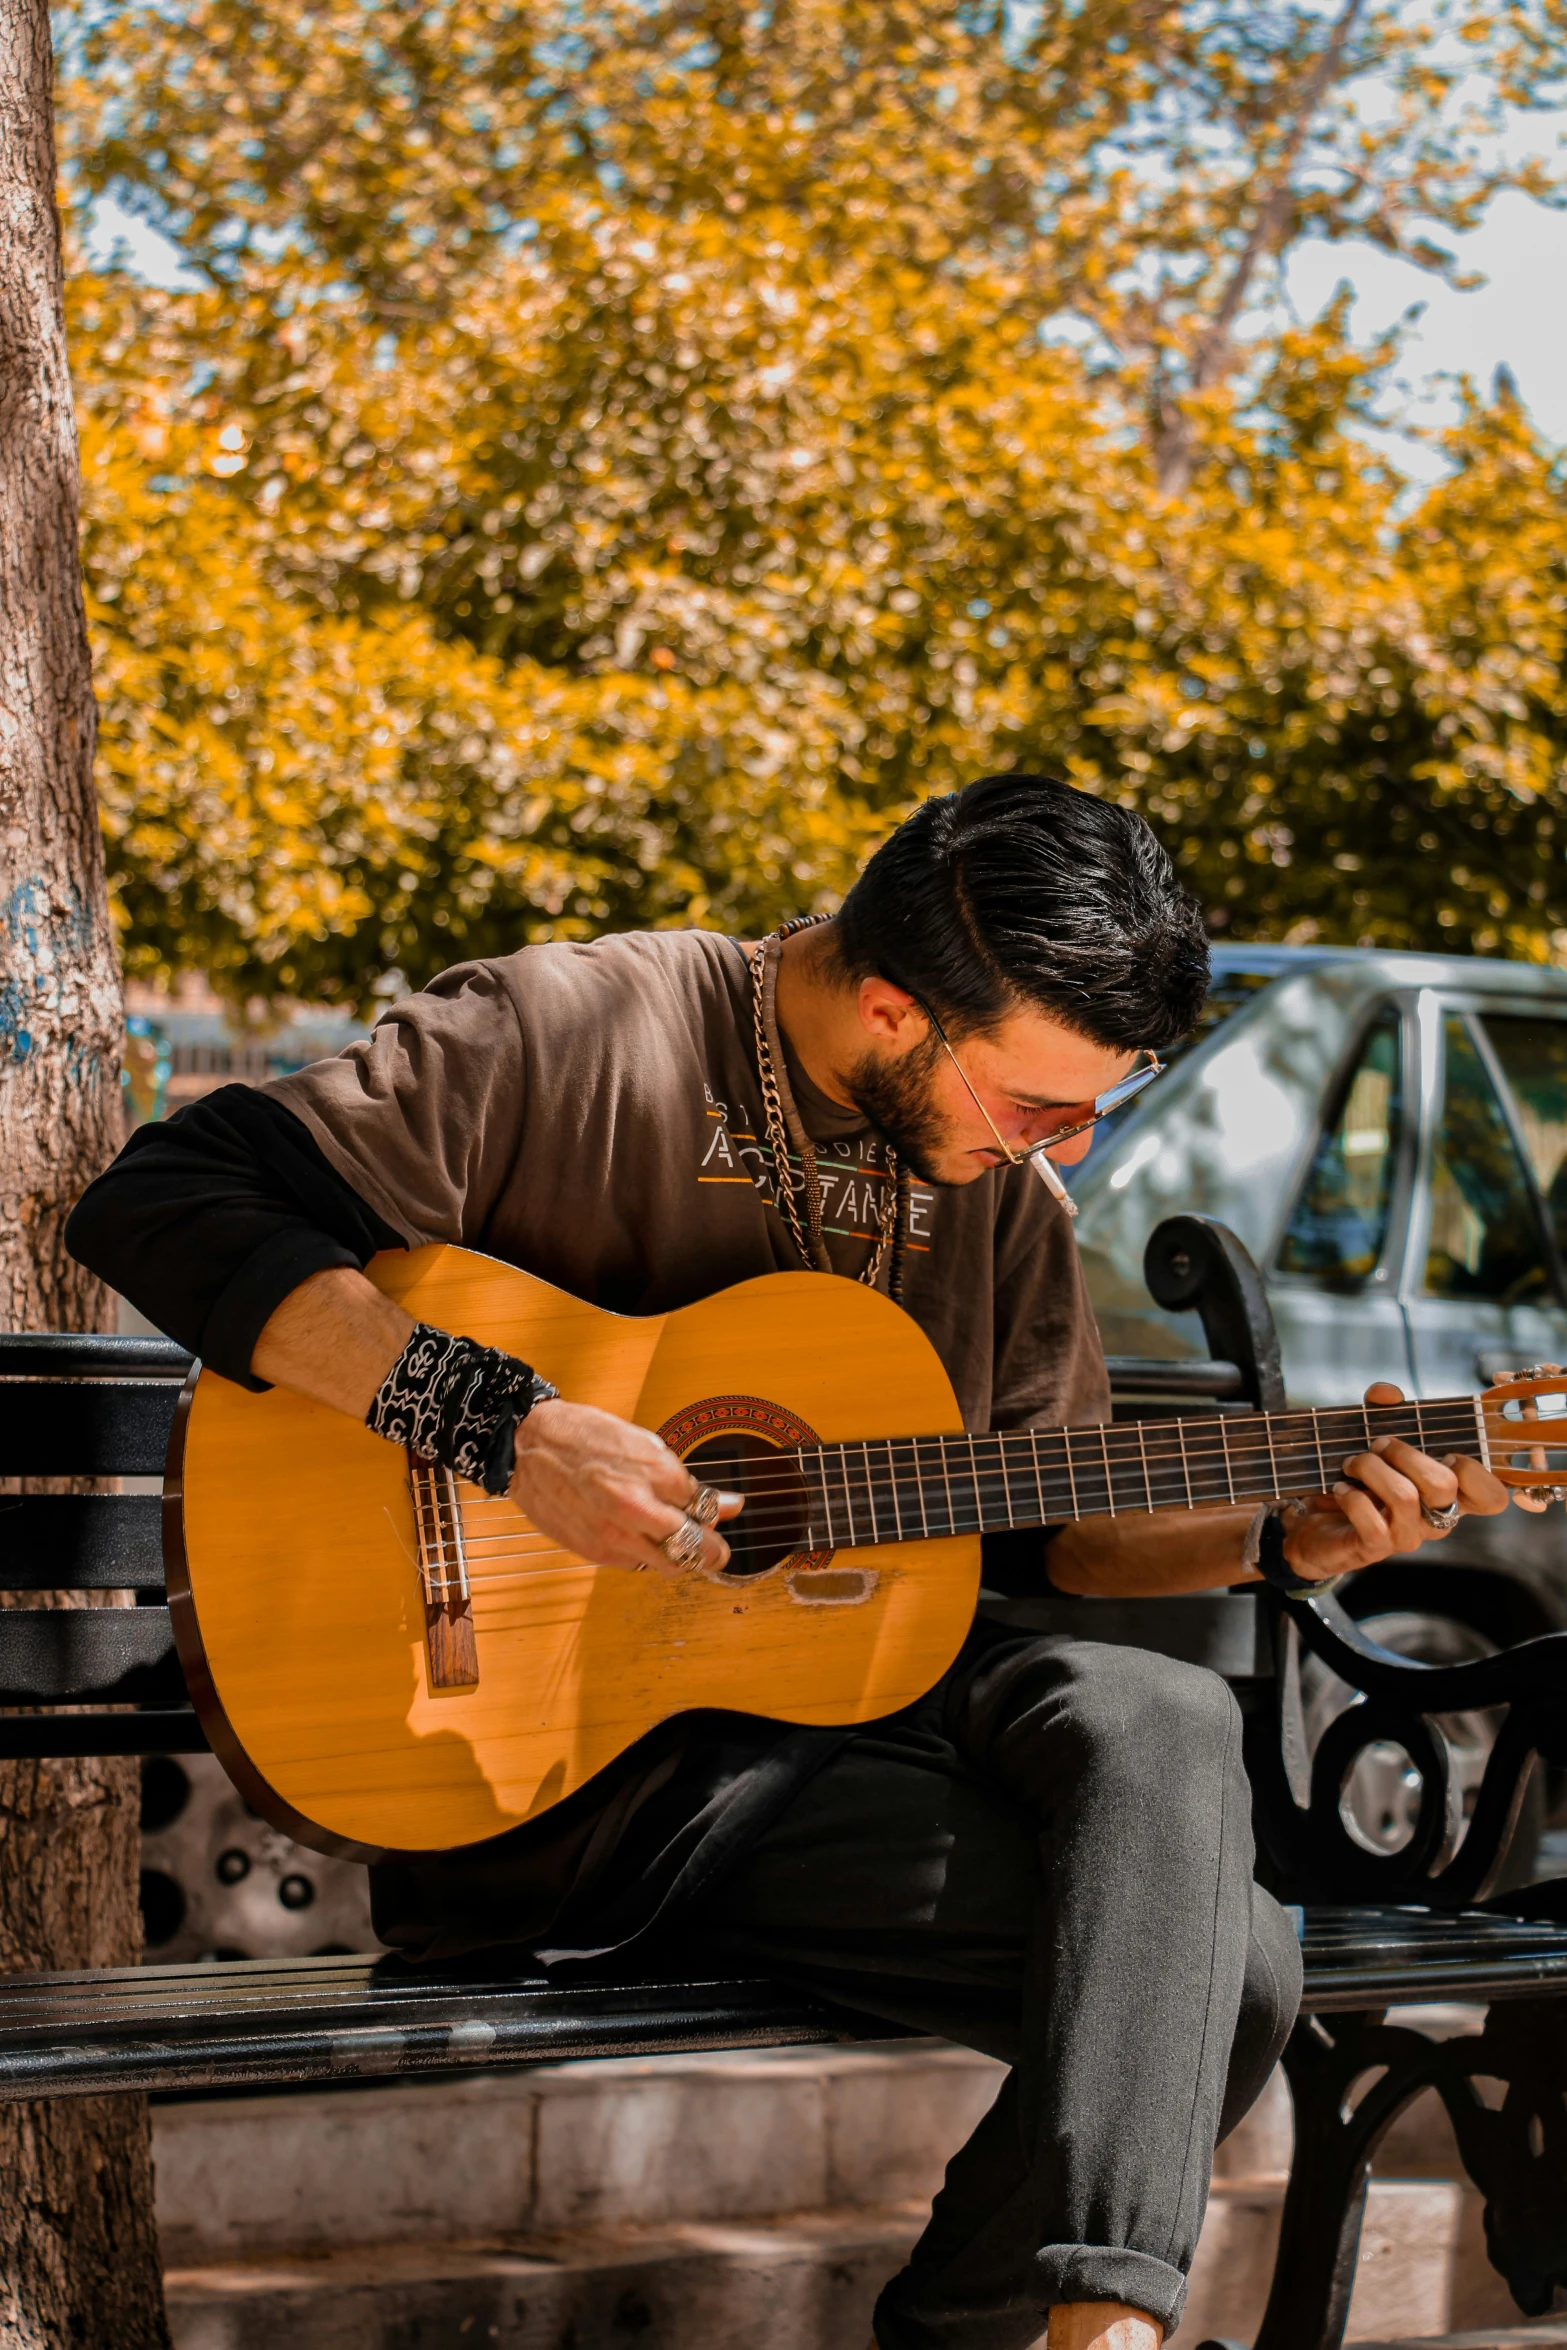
832, 774, 1209, 1050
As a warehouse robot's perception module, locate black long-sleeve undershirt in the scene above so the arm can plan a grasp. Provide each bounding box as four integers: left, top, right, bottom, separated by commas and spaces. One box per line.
67, 1084, 1056, 1594
66, 1085, 406, 1388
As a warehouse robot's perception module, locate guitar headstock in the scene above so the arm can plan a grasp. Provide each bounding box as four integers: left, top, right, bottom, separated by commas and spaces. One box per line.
1481, 1365, 1567, 1502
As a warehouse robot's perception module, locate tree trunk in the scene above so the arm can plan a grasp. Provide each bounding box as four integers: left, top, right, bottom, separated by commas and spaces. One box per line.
0, 2, 170, 2342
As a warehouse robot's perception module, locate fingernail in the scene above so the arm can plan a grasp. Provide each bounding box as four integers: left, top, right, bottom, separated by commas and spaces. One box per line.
1371, 1436, 1391, 1454
719, 1491, 743, 1508
1333, 1481, 1351, 1497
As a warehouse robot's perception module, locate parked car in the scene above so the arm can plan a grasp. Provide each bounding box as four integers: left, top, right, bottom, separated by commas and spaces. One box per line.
1073, 945, 1567, 1870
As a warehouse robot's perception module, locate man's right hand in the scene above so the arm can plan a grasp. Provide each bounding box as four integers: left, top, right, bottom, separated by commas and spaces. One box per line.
509, 1399, 743, 1578
249, 1267, 740, 1579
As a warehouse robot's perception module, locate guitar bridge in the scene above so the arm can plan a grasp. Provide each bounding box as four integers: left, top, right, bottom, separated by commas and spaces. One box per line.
409, 1453, 479, 1691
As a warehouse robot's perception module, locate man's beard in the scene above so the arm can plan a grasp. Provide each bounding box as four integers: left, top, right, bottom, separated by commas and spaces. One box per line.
842, 1035, 966, 1187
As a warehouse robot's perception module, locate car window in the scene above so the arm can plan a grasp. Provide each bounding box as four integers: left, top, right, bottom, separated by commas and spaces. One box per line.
1479, 1014, 1567, 1266
1164, 966, 1279, 1069
1079, 964, 1278, 1167
1276, 1009, 1402, 1283
1423, 1015, 1553, 1304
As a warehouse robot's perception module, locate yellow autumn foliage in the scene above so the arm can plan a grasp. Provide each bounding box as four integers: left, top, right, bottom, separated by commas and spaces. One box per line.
60, 0, 1567, 1004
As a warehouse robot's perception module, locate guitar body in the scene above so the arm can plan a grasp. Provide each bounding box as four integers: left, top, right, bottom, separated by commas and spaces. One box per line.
167, 1246, 979, 1860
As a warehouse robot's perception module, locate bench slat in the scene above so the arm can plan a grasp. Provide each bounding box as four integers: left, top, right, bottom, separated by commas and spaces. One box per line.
0, 1495, 166, 1590
0, 1607, 185, 1705
0, 1969, 887, 2101
0, 1381, 181, 1476
1, 1907, 1564, 2102
1102, 1355, 1245, 1399
0, 1710, 207, 1758
0, 1336, 191, 1378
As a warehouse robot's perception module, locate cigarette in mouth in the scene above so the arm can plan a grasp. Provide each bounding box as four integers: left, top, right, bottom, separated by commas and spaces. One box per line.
1030, 1152, 1077, 1218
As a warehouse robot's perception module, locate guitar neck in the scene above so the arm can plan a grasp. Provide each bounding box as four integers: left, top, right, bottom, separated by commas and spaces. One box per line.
798, 1392, 1489, 1549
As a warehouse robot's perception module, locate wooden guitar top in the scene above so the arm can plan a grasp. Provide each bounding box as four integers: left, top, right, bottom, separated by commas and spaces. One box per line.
167, 1246, 979, 1858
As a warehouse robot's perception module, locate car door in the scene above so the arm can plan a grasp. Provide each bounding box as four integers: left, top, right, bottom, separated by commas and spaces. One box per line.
1265, 1000, 1418, 1407
1402, 992, 1567, 1397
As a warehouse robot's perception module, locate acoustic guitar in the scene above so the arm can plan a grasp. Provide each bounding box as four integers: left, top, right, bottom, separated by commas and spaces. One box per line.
165, 1242, 1566, 1860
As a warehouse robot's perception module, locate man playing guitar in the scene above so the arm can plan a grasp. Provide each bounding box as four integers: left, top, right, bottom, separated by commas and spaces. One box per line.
71, 774, 1508, 2350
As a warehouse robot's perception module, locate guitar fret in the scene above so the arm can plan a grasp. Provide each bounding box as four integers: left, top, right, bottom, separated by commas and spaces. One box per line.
1099, 1424, 1116, 1517
836, 1446, 858, 1543
1063, 1428, 1080, 1518
939, 1439, 957, 1538
859, 1442, 880, 1544
1135, 1420, 1153, 1512
1176, 1417, 1194, 1509
1217, 1414, 1235, 1504
1183, 1428, 1215, 1506
998, 1434, 1018, 1528
886, 1440, 905, 1542
913, 1441, 930, 1540
817, 1447, 841, 1560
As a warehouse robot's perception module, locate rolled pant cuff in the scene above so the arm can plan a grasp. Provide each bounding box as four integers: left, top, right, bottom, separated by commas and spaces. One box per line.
873, 2244, 1187, 2350
1035, 2245, 1187, 2330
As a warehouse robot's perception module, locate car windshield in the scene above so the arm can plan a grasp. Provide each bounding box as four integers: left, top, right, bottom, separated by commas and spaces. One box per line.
1079, 964, 1277, 1165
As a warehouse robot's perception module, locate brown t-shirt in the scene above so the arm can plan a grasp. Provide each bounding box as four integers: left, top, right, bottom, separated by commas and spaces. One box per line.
267, 928, 1108, 1435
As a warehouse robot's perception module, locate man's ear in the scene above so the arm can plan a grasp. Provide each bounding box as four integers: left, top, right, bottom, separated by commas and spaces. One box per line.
855, 975, 925, 1048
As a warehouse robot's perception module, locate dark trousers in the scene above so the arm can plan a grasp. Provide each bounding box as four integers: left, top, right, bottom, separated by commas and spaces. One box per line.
689, 1631, 1302, 2349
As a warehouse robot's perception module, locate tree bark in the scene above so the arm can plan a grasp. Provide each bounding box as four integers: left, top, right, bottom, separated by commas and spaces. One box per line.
0, 2, 169, 2342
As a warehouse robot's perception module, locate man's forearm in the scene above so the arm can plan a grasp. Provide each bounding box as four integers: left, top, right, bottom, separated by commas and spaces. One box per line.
249, 1265, 414, 1418
1047, 1504, 1261, 1597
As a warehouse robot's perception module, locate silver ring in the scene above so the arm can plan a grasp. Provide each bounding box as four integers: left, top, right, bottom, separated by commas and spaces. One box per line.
660, 1515, 708, 1568
1421, 1500, 1461, 1533
688, 1484, 724, 1528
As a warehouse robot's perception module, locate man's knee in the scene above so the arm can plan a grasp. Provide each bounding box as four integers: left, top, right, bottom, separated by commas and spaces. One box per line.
955, 1636, 1250, 1840
1045, 1640, 1243, 1798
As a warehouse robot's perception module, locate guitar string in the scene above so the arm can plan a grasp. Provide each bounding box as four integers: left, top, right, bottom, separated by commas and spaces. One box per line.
432, 1401, 1497, 1539
422, 1445, 1518, 1589
434, 1403, 1500, 1543
426, 1407, 1500, 1584
446, 1396, 1495, 1515
408, 1400, 1508, 1544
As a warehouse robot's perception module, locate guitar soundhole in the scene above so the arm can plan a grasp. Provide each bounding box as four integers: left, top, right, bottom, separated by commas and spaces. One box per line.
682, 1433, 814, 1580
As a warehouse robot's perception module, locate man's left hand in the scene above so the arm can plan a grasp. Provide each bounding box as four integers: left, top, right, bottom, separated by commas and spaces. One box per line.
1281, 1380, 1512, 1583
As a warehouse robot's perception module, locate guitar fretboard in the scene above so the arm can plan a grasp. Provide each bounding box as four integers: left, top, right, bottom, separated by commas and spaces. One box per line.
789, 1395, 1489, 1550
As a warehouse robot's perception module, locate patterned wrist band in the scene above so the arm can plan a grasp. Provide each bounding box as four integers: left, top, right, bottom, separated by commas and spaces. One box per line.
365, 1323, 559, 1497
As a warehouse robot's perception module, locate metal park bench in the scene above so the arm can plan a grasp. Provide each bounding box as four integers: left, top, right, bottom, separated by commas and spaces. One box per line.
3, 1216, 1566, 2350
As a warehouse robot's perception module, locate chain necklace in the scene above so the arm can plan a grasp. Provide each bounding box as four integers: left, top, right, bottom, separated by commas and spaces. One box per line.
749, 916, 907, 1297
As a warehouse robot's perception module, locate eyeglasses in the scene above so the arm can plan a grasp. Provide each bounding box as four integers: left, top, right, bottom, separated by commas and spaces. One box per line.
908, 993, 1164, 1218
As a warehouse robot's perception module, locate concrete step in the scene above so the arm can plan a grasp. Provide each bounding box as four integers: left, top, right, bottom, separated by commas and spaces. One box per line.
164, 2210, 925, 2350
152, 2042, 1005, 2260
152, 2027, 1532, 2347
162, 2179, 1532, 2350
